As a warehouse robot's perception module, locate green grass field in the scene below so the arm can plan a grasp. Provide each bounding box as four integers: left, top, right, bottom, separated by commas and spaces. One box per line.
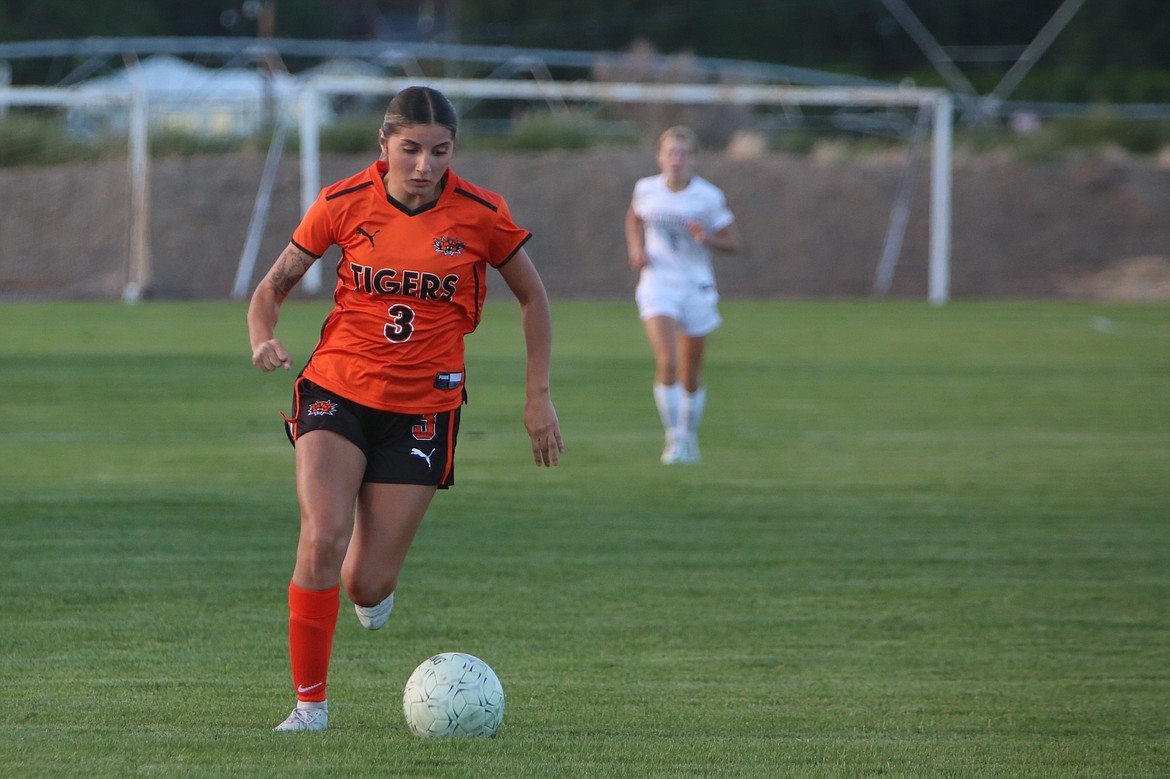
2, 299, 1168, 778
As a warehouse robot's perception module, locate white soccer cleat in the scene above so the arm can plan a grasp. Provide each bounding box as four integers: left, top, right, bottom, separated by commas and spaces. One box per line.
662, 433, 701, 464
274, 703, 328, 732
660, 432, 681, 464
672, 433, 700, 464
355, 592, 394, 630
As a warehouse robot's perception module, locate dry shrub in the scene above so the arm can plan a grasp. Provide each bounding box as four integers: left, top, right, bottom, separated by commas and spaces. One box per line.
591, 39, 755, 151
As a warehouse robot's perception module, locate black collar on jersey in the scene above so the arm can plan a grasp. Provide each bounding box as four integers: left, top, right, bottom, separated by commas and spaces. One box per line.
385, 171, 448, 216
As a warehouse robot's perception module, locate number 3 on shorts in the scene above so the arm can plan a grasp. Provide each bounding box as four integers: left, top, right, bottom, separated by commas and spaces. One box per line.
413, 413, 437, 441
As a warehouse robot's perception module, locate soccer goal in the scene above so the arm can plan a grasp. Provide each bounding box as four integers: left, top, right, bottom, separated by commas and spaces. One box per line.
1, 75, 953, 304
0, 84, 151, 302
288, 77, 954, 304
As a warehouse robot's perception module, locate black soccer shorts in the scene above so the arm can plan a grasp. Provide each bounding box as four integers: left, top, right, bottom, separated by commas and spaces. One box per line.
285, 378, 459, 488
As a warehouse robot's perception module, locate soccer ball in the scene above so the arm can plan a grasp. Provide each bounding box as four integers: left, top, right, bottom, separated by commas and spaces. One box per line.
402, 652, 505, 738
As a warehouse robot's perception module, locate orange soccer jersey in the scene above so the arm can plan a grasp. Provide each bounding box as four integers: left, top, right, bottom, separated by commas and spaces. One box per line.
292, 161, 531, 414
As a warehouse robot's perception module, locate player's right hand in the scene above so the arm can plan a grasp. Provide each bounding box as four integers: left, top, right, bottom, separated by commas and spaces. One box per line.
252, 339, 292, 372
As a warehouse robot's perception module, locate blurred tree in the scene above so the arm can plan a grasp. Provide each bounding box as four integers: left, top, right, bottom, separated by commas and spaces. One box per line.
1, 0, 1168, 100
1, 0, 167, 38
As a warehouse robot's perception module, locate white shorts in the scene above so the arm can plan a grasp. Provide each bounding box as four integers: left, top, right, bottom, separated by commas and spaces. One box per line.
635, 274, 722, 337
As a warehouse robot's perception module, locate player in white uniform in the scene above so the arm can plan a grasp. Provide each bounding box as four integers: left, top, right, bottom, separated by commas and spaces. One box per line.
625, 126, 741, 464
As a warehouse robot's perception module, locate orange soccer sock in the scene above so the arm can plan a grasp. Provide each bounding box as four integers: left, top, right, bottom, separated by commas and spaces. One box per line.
287, 581, 340, 703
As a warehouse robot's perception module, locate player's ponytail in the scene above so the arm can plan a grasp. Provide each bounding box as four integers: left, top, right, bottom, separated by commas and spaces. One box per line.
382, 86, 458, 139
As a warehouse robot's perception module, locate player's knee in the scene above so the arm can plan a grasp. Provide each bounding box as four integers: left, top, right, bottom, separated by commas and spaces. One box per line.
343, 573, 396, 608
297, 525, 349, 569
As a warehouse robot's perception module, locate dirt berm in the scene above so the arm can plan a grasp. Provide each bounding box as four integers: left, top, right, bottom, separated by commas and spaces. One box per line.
3, 148, 1170, 301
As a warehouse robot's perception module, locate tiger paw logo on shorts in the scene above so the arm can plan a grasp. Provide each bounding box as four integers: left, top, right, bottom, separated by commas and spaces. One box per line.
307, 400, 338, 417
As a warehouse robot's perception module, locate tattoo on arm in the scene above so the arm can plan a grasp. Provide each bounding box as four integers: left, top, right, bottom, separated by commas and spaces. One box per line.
269, 246, 315, 298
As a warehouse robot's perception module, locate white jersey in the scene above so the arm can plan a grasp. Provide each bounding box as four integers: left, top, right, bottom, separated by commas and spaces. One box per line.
630, 173, 735, 287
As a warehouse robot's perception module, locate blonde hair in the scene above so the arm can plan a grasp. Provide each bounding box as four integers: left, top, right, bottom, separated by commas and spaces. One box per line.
657, 125, 699, 153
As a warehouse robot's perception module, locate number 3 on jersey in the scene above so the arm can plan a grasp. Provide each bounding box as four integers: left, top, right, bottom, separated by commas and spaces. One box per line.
384, 303, 415, 342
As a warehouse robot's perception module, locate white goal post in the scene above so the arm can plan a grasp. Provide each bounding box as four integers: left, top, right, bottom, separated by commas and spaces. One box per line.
295, 77, 954, 304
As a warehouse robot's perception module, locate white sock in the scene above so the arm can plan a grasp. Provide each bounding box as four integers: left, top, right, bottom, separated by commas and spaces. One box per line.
297, 700, 327, 712
677, 386, 707, 441
653, 383, 681, 439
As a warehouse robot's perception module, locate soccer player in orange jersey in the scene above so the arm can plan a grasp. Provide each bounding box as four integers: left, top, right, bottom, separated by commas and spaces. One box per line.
625, 126, 741, 465
248, 86, 563, 732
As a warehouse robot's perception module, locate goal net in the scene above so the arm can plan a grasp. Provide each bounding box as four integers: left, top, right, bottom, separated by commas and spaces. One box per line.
0, 87, 150, 302
0, 89, 133, 298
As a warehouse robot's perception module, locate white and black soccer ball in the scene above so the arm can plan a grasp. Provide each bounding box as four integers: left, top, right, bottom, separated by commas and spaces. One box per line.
402, 652, 505, 738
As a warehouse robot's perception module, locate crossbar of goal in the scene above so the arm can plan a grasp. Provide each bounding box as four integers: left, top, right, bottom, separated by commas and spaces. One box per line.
297, 77, 954, 304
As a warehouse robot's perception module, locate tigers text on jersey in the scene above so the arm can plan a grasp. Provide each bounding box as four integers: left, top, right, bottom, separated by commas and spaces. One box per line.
630, 173, 735, 287
292, 161, 531, 414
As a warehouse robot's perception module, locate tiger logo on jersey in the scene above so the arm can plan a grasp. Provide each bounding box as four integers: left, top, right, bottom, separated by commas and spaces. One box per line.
433, 236, 465, 256
307, 400, 338, 417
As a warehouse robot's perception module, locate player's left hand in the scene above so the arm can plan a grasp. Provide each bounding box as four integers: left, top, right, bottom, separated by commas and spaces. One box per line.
686, 219, 708, 245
